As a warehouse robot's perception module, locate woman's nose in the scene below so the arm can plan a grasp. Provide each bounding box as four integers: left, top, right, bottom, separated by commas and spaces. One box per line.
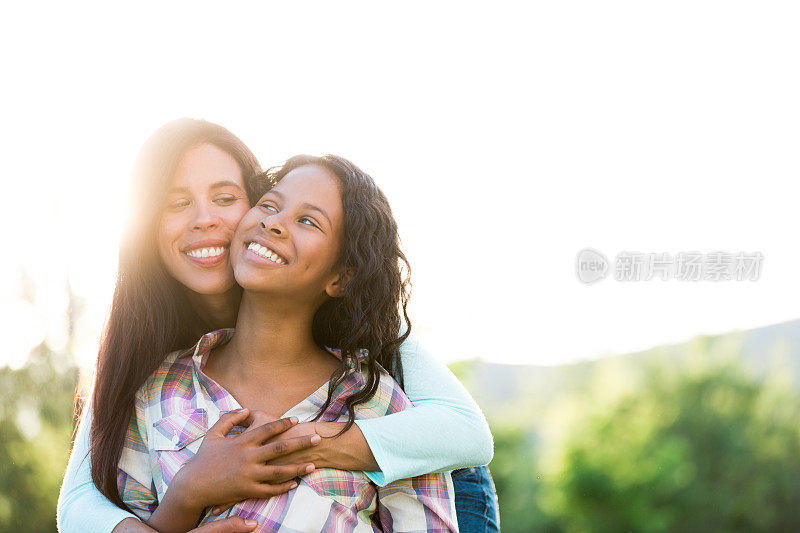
191, 204, 220, 230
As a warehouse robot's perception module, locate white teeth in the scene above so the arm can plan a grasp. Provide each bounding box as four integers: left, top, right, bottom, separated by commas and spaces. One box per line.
247, 242, 286, 264
185, 247, 226, 258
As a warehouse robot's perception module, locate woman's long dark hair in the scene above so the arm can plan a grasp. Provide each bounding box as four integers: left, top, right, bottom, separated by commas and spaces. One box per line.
90, 118, 263, 511
257, 155, 412, 435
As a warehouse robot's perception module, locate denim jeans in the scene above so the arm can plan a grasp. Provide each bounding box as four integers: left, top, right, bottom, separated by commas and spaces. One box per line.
452, 466, 500, 532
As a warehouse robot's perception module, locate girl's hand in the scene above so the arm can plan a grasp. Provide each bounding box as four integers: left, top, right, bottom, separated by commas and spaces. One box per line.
208, 410, 323, 516
170, 408, 319, 514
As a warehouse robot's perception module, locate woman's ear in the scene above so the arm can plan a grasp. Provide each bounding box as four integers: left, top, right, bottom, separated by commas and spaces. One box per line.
325, 266, 355, 298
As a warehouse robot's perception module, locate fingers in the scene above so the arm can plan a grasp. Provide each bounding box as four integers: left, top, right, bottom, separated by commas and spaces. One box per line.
207, 408, 250, 438
243, 417, 299, 444
255, 434, 321, 462
255, 462, 316, 484
188, 516, 258, 532
255, 479, 301, 498
208, 465, 309, 507
241, 410, 277, 434
210, 501, 239, 516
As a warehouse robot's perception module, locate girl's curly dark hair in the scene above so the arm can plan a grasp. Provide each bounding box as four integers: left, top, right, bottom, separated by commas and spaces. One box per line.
254, 155, 412, 435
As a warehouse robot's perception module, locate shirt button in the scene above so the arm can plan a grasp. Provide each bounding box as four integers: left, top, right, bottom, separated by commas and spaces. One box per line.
171, 435, 180, 445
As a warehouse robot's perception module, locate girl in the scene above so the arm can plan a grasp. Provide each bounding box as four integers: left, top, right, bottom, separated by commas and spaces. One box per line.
57, 119, 498, 533
119, 155, 457, 531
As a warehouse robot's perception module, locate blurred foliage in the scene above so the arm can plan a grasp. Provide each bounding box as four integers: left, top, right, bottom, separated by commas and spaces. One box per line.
0, 343, 78, 533
490, 425, 559, 532
3, 315, 800, 532
488, 362, 800, 532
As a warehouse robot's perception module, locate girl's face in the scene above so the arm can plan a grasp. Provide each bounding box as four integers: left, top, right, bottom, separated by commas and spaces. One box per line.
157, 144, 250, 295
231, 164, 347, 303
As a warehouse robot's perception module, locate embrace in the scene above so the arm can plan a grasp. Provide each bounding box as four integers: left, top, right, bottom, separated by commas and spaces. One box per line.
57, 119, 498, 533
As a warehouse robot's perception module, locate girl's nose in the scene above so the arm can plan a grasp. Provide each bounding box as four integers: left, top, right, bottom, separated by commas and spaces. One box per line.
260, 217, 286, 236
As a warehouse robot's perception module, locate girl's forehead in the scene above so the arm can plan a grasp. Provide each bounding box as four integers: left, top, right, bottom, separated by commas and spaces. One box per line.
267, 166, 342, 209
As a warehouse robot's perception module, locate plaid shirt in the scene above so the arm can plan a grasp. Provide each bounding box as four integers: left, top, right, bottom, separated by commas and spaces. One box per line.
117, 329, 458, 532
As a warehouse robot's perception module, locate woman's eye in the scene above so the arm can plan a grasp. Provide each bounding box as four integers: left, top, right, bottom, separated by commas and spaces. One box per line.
214, 195, 238, 205
166, 200, 190, 210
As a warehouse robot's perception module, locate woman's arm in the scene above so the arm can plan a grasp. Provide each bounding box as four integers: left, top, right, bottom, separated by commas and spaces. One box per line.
57, 403, 144, 533
357, 332, 494, 485
57, 403, 254, 533
59, 403, 318, 533
269, 333, 494, 486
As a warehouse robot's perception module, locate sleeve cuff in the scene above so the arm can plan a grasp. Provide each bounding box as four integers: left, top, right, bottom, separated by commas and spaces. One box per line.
355, 418, 391, 487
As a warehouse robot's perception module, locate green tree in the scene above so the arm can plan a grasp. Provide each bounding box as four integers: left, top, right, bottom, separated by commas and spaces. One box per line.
554, 365, 800, 533
0, 343, 79, 533
490, 425, 561, 532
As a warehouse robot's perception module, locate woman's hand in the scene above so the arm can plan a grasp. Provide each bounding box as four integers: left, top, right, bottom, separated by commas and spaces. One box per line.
261, 421, 325, 466
114, 516, 258, 533
168, 408, 320, 515
188, 516, 259, 532
266, 421, 380, 472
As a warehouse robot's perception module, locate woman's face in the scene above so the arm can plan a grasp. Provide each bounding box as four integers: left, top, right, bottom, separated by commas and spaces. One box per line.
231, 164, 346, 304
157, 144, 250, 295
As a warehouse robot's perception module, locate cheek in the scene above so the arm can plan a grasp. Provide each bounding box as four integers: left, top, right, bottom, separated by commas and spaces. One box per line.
156, 214, 197, 285
304, 237, 341, 274
230, 211, 260, 261
324, 232, 345, 267
223, 204, 251, 230
156, 217, 179, 266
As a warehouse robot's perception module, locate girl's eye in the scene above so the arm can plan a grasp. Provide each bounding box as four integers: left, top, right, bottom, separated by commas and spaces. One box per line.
260, 203, 278, 212
299, 217, 319, 229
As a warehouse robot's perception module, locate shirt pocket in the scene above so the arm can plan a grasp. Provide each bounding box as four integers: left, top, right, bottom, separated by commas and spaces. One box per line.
151, 408, 208, 486
152, 408, 209, 450
301, 468, 375, 510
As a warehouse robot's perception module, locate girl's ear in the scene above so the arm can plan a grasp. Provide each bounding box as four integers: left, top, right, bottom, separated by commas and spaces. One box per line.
325, 266, 355, 298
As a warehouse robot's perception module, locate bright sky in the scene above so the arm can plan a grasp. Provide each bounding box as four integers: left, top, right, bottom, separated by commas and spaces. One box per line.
2, 2, 800, 375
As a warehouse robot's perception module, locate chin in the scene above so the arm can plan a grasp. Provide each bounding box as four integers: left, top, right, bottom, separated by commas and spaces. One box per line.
233, 278, 266, 292
233, 272, 279, 293
184, 276, 237, 296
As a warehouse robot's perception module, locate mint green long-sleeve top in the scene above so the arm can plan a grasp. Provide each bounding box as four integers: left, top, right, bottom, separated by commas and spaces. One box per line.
57, 334, 493, 533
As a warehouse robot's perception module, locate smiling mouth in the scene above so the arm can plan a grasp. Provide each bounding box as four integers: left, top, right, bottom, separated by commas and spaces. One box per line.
184, 246, 227, 259
246, 242, 288, 265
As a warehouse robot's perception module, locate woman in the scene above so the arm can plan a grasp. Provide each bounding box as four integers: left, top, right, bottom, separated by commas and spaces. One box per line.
120, 155, 457, 531
57, 119, 498, 532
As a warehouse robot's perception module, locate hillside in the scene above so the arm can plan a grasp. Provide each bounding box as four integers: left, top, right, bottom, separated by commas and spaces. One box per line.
454, 318, 800, 422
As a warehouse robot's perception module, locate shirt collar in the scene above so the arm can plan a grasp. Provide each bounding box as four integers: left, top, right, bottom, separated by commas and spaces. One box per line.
177, 328, 369, 369
177, 328, 235, 361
